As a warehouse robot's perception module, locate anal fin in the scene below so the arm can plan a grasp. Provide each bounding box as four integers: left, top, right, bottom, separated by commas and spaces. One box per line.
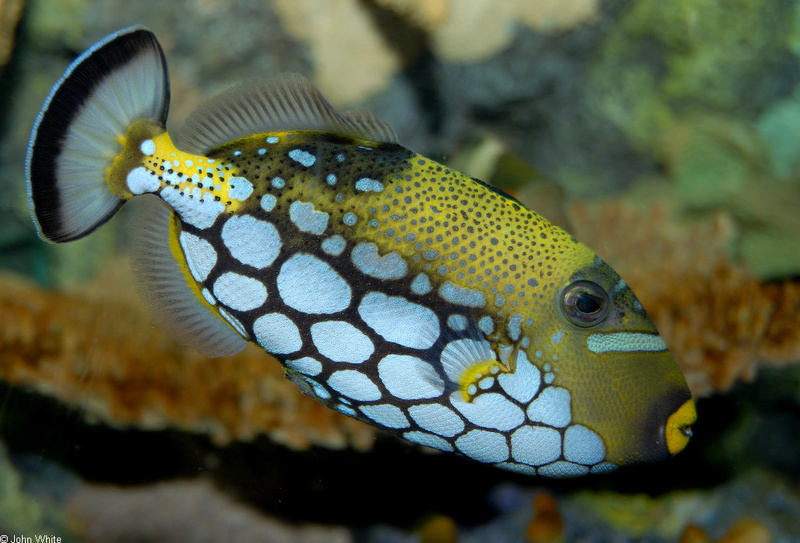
129, 195, 246, 357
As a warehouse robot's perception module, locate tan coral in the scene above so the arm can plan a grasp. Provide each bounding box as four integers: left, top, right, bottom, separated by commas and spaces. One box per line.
0, 265, 375, 451
568, 185, 800, 397
374, 0, 452, 30
65, 478, 353, 542
271, 0, 402, 107
431, 0, 599, 63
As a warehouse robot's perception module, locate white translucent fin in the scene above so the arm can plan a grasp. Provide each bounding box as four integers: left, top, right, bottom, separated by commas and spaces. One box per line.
129, 195, 247, 358
176, 73, 397, 154
26, 27, 170, 243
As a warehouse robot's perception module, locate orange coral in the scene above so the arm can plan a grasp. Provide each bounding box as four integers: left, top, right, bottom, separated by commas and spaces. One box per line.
0, 266, 374, 451
568, 186, 800, 397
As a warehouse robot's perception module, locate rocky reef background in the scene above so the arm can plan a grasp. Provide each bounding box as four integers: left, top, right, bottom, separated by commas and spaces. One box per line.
1, 0, 799, 541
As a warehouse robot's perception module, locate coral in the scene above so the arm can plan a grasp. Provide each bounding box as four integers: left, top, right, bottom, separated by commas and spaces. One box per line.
271, 0, 402, 107
568, 183, 800, 398
0, 264, 375, 451
430, 0, 599, 63
65, 478, 353, 543
272, 0, 601, 104
373, 0, 451, 30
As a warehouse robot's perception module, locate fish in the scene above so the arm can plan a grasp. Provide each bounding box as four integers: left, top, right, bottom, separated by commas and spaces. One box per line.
26, 27, 696, 477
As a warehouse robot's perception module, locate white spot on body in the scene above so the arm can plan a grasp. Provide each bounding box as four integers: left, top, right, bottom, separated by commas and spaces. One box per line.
178, 231, 217, 282
343, 212, 357, 226
277, 253, 352, 314
221, 215, 281, 269
201, 288, 216, 305
508, 313, 523, 341
213, 272, 267, 311
497, 462, 537, 476
378, 355, 445, 400
286, 357, 322, 376
591, 463, 618, 474
455, 429, 509, 463
326, 173, 337, 185
403, 431, 453, 452
260, 194, 277, 212
321, 235, 346, 256
140, 139, 156, 155
218, 306, 248, 337
510, 425, 562, 467
478, 316, 494, 336
336, 404, 357, 417
354, 178, 384, 192
587, 332, 668, 354
288, 148, 316, 167
410, 273, 432, 295
408, 403, 465, 437
311, 320, 374, 363
497, 351, 541, 404
439, 281, 486, 308
253, 313, 302, 354
449, 392, 525, 431
160, 186, 224, 229
289, 201, 329, 235
266, 136, 279, 144
351, 243, 407, 280
227, 176, 253, 201
127, 167, 159, 194
538, 461, 590, 478
552, 330, 565, 344
563, 425, 606, 465
359, 404, 409, 429
447, 314, 468, 331
327, 370, 381, 401
271, 177, 285, 189
358, 292, 438, 349
297, 376, 330, 400
527, 386, 572, 428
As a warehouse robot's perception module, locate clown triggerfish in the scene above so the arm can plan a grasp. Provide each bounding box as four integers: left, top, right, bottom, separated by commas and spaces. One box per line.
26, 27, 696, 477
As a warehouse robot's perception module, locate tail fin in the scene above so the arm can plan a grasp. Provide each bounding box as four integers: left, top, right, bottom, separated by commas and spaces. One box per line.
26, 27, 169, 243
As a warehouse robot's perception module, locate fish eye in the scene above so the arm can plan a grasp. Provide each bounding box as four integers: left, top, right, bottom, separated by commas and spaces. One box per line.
560, 280, 609, 327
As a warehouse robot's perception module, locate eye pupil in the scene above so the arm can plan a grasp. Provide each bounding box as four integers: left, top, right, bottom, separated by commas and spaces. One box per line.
560, 281, 609, 327
576, 293, 601, 314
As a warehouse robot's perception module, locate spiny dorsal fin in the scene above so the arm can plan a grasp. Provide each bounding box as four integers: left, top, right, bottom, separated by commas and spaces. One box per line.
129, 195, 247, 358
176, 73, 397, 154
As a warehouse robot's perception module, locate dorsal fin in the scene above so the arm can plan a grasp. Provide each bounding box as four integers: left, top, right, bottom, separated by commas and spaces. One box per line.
129, 195, 247, 357
176, 73, 397, 154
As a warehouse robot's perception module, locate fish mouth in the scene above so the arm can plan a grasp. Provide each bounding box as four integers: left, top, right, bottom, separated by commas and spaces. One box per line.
665, 398, 697, 456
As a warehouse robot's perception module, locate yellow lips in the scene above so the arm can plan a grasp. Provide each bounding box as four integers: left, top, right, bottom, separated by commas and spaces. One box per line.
665, 399, 697, 455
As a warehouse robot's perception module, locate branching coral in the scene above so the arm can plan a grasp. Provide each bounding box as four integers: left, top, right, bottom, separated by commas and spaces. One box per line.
0, 266, 375, 451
